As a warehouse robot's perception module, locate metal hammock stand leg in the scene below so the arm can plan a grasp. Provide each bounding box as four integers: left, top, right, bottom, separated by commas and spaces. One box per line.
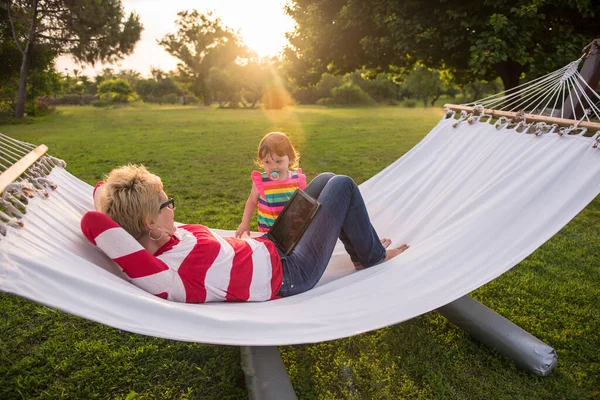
241, 296, 557, 399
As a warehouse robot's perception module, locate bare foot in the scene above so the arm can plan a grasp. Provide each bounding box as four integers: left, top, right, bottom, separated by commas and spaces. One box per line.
354, 241, 407, 270
384, 244, 409, 262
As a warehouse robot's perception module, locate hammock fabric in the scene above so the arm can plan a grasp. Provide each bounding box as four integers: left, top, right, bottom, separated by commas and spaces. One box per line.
1, 117, 599, 346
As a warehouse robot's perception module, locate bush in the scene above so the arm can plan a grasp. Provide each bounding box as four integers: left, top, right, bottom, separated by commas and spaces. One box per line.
29, 98, 56, 116
328, 83, 376, 106
183, 95, 198, 105
37, 95, 97, 106
97, 79, 137, 106
316, 97, 335, 106
162, 93, 179, 104
403, 99, 417, 108
92, 99, 112, 108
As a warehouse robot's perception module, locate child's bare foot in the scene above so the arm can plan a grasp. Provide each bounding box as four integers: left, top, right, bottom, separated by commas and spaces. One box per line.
381, 238, 392, 248
384, 244, 409, 262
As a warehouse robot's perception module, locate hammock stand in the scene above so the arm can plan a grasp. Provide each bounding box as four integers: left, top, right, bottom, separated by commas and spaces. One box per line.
1, 42, 599, 399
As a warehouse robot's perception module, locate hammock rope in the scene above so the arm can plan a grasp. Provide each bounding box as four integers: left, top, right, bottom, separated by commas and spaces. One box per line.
463, 56, 600, 122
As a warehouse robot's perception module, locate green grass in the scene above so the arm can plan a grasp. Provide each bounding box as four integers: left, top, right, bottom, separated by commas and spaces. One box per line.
1, 104, 598, 399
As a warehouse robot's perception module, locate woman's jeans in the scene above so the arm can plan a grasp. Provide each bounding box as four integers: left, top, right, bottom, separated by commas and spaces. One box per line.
276, 173, 386, 297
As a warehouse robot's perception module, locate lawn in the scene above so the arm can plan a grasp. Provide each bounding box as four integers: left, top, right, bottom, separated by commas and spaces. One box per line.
0, 104, 598, 399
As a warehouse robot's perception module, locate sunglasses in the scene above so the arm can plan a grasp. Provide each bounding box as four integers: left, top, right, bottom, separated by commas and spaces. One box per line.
159, 197, 175, 211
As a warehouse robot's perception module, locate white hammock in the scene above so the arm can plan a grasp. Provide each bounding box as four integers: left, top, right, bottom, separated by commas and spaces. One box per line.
1, 116, 599, 346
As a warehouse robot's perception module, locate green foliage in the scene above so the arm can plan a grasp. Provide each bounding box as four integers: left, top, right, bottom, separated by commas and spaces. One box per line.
12, 0, 142, 64
97, 79, 136, 105
356, 73, 399, 104
403, 65, 443, 108
5, 0, 142, 117
316, 73, 343, 99
159, 10, 247, 105
0, 5, 59, 116
403, 99, 417, 108
294, 71, 399, 105
319, 83, 377, 106
91, 99, 112, 108
207, 67, 238, 107
135, 76, 182, 104
0, 105, 598, 399
182, 95, 198, 105
284, 0, 600, 90
162, 93, 179, 104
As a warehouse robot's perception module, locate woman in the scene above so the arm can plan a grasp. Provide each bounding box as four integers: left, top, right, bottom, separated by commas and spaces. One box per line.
81, 165, 408, 303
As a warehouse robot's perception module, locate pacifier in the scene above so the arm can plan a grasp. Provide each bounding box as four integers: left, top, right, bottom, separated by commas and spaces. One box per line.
269, 171, 280, 180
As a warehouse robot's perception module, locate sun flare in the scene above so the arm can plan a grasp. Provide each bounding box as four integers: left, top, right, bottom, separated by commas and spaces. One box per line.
214, 0, 295, 58
55, 0, 295, 76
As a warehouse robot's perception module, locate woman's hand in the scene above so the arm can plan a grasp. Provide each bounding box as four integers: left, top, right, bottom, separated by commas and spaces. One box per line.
236, 222, 251, 238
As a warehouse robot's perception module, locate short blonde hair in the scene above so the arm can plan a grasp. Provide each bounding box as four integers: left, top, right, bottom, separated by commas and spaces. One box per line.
99, 164, 163, 239
256, 132, 300, 169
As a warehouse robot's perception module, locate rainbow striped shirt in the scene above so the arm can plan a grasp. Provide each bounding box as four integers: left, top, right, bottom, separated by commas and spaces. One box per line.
252, 169, 307, 232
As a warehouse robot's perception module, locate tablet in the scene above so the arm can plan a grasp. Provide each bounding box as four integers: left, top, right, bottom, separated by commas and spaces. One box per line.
266, 189, 321, 255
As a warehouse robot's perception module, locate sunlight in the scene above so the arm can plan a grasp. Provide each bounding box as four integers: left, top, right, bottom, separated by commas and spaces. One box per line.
233, 3, 295, 57
55, 0, 295, 76
197, 0, 294, 57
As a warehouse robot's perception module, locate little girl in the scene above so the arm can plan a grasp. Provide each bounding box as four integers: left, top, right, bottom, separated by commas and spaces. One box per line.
236, 132, 307, 238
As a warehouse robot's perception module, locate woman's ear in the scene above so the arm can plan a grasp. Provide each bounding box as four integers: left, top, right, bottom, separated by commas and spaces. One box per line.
145, 217, 155, 230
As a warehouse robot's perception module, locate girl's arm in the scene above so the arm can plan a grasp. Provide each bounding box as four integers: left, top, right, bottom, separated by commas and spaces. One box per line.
236, 183, 260, 238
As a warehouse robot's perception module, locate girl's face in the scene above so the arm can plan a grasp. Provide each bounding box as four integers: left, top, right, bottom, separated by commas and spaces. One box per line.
262, 153, 290, 180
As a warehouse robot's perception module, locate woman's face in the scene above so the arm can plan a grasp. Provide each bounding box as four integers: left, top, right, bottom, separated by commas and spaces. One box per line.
153, 191, 177, 237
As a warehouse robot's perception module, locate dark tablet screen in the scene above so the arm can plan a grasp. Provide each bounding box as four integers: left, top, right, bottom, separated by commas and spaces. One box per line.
267, 190, 321, 255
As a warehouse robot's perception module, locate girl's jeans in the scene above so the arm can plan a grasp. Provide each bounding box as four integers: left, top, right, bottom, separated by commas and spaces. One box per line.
276, 173, 386, 297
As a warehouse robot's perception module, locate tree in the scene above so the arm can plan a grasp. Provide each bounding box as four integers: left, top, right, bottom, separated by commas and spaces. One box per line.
403, 65, 442, 108
1, 4, 55, 114
285, 0, 600, 90
159, 10, 247, 105
207, 67, 237, 107
96, 78, 136, 106
5, 0, 142, 118
237, 61, 270, 108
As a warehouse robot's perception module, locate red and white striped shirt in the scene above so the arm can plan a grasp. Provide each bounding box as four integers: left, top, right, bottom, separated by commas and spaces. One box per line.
81, 211, 283, 303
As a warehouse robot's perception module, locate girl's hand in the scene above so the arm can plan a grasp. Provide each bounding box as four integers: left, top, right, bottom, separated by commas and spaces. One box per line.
236, 222, 251, 238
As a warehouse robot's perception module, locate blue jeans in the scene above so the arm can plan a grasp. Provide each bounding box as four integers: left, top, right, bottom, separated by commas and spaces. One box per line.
276, 173, 386, 297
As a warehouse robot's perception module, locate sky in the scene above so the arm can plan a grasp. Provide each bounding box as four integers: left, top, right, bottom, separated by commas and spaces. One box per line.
54, 0, 295, 77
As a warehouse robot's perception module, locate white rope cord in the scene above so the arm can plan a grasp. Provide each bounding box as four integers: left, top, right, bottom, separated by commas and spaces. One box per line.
0, 136, 62, 237
472, 61, 576, 111
0, 132, 36, 150
573, 74, 600, 120
465, 55, 600, 122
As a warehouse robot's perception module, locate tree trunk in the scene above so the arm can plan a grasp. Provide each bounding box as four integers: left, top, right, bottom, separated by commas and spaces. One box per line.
14, 0, 39, 119
495, 60, 522, 92
203, 91, 212, 106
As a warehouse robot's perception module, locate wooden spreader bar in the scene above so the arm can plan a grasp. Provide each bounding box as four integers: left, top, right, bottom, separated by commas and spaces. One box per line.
0, 145, 48, 194
444, 104, 600, 132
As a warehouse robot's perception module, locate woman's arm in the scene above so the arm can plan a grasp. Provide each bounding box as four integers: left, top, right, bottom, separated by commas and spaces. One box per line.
236, 183, 259, 238
81, 211, 178, 300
